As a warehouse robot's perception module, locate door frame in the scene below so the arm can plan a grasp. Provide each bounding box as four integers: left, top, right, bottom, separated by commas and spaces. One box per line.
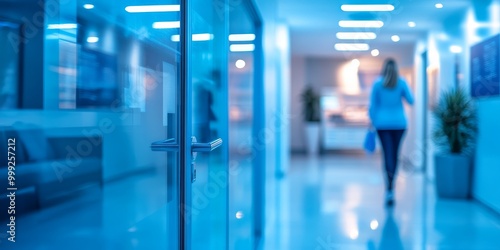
246, 0, 265, 246
179, 0, 190, 248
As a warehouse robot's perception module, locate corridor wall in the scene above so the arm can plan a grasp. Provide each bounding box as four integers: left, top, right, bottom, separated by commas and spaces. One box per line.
424, 0, 500, 213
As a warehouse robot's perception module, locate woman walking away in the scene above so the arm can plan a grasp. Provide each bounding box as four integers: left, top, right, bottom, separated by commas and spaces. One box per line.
369, 58, 414, 206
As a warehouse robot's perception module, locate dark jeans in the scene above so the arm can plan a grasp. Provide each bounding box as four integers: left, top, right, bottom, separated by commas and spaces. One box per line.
377, 129, 406, 191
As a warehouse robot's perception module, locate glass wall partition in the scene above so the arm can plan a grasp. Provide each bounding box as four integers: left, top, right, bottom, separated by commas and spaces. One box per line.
188, 0, 229, 249
0, 0, 265, 248
228, 1, 263, 249
1, 0, 183, 249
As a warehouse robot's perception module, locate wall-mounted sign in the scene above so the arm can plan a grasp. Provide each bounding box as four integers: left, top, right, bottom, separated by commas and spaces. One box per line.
471, 34, 500, 98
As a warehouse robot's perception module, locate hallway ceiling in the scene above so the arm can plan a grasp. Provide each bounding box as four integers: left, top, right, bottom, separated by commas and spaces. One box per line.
278, 0, 472, 59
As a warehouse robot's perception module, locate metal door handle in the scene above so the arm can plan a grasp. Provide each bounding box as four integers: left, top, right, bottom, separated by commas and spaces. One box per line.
151, 137, 222, 183
150, 138, 179, 151
191, 138, 223, 152
150, 138, 223, 152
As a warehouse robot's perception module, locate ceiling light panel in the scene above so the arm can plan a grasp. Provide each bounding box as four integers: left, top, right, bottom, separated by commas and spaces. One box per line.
152, 21, 180, 29
47, 23, 78, 29
334, 43, 370, 51
339, 20, 384, 28
125, 5, 180, 13
229, 34, 256, 41
341, 4, 395, 12
336, 32, 377, 40
230, 44, 255, 52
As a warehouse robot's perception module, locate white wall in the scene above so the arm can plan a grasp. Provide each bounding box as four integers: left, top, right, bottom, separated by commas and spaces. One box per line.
254, 0, 292, 247
420, 0, 500, 213
465, 1, 500, 213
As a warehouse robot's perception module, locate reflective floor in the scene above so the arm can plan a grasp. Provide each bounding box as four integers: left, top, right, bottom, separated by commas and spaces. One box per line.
4, 153, 500, 249
264, 154, 500, 250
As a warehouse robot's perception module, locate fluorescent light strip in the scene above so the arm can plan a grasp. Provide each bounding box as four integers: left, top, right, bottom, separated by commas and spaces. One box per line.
83, 4, 94, 9
229, 34, 255, 41
339, 20, 384, 28
171, 33, 214, 42
334, 43, 370, 51
153, 21, 180, 29
193, 33, 213, 41
230, 44, 255, 52
341, 4, 394, 12
336, 32, 377, 40
47, 23, 78, 29
125, 5, 180, 13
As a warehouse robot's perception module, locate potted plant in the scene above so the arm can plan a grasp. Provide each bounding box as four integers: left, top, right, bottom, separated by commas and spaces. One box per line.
301, 85, 321, 155
432, 87, 477, 199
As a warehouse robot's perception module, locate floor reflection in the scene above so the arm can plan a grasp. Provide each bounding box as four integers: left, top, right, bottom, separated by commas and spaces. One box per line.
378, 208, 404, 250
263, 154, 500, 250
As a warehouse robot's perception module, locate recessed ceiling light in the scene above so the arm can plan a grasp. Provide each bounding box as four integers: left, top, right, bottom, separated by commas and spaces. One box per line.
408, 21, 416, 28
152, 21, 181, 29
334, 43, 370, 51
125, 5, 180, 13
336, 32, 377, 40
341, 4, 394, 12
391, 35, 400, 42
87, 36, 99, 43
229, 34, 256, 41
339, 20, 384, 28
230, 44, 255, 52
450, 45, 463, 54
371, 49, 380, 57
435, 3, 443, 9
83, 4, 94, 9
351, 59, 360, 67
235, 59, 246, 69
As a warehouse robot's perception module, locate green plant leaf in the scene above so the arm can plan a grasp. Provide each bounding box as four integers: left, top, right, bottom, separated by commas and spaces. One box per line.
432, 87, 477, 154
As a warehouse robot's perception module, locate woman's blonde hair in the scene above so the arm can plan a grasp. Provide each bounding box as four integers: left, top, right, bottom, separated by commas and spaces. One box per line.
382, 58, 399, 88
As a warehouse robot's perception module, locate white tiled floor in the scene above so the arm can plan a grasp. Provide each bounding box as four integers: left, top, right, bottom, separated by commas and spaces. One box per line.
263, 154, 500, 250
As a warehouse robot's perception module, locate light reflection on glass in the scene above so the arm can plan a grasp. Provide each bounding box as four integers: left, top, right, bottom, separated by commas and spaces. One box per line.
235, 211, 244, 219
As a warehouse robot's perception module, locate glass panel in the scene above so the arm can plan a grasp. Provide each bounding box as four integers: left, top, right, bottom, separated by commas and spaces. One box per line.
0, 0, 181, 248
0, 19, 20, 109
228, 3, 256, 250
189, 0, 229, 249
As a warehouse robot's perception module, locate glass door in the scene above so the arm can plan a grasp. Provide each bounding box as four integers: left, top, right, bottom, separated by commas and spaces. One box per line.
136, 0, 230, 248
185, 0, 229, 249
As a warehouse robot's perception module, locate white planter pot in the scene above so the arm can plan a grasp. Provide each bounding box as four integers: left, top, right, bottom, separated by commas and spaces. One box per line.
305, 122, 320, 155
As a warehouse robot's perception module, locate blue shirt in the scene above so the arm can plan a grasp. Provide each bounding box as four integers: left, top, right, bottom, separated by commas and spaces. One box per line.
369, 77, 414, 129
